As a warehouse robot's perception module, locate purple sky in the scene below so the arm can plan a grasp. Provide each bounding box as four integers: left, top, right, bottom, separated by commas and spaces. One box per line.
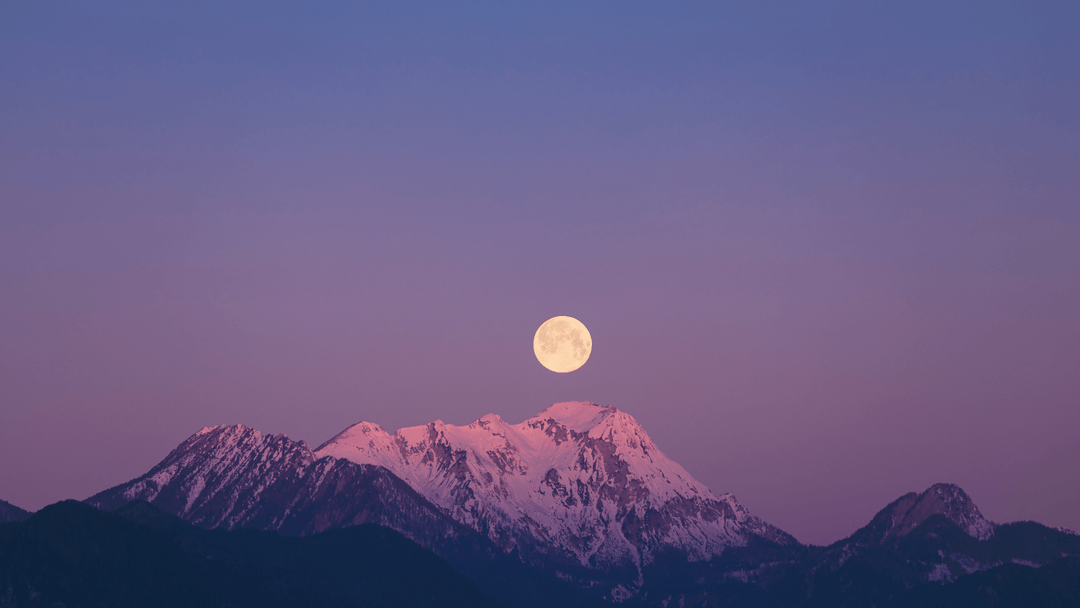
2, 2, 1078, 545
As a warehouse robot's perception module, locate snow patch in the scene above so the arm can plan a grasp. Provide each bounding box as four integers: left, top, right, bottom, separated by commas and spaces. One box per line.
1011, 559, 1041, 568
927, 563, 954, 582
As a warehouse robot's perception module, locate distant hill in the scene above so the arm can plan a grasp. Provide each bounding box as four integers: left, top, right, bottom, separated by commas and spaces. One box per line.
5, 495, 1077, 608
0, 499, 29, 523
799, 485, 1080, 608
631, 484, 1080, 607
0, 500, 500, 608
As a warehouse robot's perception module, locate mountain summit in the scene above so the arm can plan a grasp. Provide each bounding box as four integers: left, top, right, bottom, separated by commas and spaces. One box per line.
81, 405, 1080, 607
316, 401, 795, 583
87, 403, 796, 602
86, 424, 475, 543
878, 483, 996, 541
843, 483, 996, 547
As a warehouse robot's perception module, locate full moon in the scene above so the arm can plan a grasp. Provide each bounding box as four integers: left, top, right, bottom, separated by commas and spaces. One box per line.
533, 316, 592, 373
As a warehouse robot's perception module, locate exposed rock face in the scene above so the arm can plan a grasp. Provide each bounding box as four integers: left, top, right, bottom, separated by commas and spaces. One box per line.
774, 483, 1080, 608
316, 401, 796, 583
815, 483, 997, 576
86, 403, 797, 602
86, 425, 487, 559
867, 483, 996, 542
75, 413, 1080, 607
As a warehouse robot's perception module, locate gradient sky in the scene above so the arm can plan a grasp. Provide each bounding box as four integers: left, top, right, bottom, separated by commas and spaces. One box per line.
2, 1, 1078, 545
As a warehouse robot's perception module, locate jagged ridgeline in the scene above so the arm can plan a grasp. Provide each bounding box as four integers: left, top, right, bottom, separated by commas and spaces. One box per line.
82, 402, 1080, 607
88, 402, 797, 604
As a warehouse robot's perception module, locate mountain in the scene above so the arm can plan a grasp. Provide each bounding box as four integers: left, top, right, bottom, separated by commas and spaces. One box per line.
86, 423, 603, 608
650, 483, 1080, 607
79, 404, 1080, 607
0, 501, 226, 607
316, 401, 797, 597
87, 425, 465, 539
0, 499, 499, 608
843, 483, 996, 546
86, 403, 797, 604
0, 499, 30, 523
799, 483, 1080, 608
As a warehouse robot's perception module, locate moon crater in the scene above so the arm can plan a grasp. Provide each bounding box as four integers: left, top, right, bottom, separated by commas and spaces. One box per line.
533, 316, 592, 373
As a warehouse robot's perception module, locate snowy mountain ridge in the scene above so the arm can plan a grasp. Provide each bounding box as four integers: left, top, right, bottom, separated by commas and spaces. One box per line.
79, 404, 1080, 607
86, 424, 486, 547
315, 401, 795, 575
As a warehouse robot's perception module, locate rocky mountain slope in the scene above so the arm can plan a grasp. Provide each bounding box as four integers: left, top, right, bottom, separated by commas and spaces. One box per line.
87, 425, 471, 541
87, 403, 798, 604
639, 483, 1080, 607
85, 423, 604, 607
316, 402, 795, 590
841, 483, 996, 546
798, 484, 1080, 608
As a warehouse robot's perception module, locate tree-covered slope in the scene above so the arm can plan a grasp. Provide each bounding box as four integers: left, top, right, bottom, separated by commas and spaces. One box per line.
0, 500, 500, 608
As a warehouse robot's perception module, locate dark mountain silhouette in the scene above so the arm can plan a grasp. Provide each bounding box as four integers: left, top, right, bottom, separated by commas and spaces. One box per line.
0, 499, 499, 608
891, 555, 1080, 608
0, 500, 29, 524
7, 493, 1077, 608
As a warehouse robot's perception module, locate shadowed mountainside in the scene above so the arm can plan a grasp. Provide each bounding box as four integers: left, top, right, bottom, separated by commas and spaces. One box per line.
0, 500, 29, 524
0, 500, 500, 608
892, 555, 1080, 608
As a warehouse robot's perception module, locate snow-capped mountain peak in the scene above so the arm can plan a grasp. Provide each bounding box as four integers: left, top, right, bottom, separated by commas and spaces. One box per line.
535, 401, 615, 432
315, 401, 795, 581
